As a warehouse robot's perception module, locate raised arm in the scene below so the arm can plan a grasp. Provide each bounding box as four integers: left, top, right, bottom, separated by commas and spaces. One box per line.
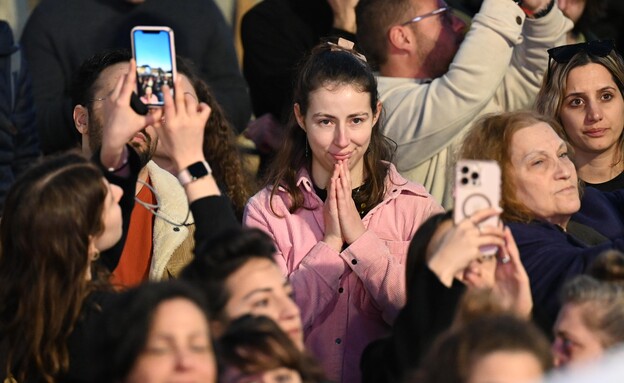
381, 0, 571, 171
155, 74, 239, 254
95, 60, 161, 271
500, 0, 571, 111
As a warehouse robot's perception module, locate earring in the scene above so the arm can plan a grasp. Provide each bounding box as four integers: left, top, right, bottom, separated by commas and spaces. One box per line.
305, 137, 309, 158
90, 250, 100, 262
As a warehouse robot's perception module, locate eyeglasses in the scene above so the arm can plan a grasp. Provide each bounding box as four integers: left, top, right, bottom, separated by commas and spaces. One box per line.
547, 39, 615, 79
88, 97, 106, 103
401, 5, 448, 26
548, 39, 615, 64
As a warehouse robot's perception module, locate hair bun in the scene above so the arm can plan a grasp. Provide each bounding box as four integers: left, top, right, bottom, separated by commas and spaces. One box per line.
588, 250, 624, 283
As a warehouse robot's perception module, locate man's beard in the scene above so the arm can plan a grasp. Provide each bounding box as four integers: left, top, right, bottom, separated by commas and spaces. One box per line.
129, 129, 157, 168
88, 113, 157, 168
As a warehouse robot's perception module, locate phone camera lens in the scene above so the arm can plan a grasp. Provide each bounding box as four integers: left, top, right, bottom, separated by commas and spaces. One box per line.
461, 166, 469, 174
471, 172, 479, 179
461, 177, 469, 185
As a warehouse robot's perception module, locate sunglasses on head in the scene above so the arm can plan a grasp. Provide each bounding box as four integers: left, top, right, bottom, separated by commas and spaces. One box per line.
546, 39, 615, 79
548, 39, 615, 64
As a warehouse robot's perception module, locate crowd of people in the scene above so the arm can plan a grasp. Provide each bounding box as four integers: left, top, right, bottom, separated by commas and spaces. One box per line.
1, 0, 624, 382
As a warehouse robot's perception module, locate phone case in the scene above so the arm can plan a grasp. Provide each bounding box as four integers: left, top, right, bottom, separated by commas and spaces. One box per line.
453, 159, 501, 229
130, 26, 176, 107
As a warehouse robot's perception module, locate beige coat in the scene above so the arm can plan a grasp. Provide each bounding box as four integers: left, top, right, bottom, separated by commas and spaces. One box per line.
377, 0, 572, 207
145, 161, 195, 280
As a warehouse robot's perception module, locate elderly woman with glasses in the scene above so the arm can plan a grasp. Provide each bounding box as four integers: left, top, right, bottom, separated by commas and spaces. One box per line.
459, 110, 624, 333
536, 39, 624, 191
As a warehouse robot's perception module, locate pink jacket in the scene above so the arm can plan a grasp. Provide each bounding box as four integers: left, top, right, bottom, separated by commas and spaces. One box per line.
244, 164, 443, 383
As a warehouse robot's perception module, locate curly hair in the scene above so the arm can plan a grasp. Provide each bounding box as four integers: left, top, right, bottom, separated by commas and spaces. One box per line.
176, 57, 255, 218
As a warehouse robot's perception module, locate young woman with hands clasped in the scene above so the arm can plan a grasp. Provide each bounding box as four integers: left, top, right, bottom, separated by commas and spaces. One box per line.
243, 41, 443, 382
0, 58, 232, 383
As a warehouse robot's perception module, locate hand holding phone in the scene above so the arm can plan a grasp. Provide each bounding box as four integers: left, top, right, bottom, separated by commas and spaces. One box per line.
453, 159, 502, 256
131, 26, 177, 108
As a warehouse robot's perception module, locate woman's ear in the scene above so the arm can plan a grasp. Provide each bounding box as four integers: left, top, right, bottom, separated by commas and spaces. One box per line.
373, 100, 382, 126
87, 236, 99, 261
294, 103, 306, 132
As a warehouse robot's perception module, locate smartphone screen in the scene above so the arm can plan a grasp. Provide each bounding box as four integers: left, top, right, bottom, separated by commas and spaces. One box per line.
131, 26, 176, 107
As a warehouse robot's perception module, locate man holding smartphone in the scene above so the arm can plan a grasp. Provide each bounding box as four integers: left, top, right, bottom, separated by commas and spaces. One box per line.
355, 0, 572, 208
71, 49, 195, 287
21, 0, 251, 154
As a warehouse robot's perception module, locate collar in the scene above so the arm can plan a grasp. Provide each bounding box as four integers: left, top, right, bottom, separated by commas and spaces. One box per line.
293, 162, 431, 200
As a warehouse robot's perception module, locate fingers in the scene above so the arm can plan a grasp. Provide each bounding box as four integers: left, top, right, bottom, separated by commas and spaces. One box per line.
162, 84, 175, 118
501, 226, 523, 267
335, 163, 347, 207
475, 234, 506, 250
336, 160, 352, 197
468, 207, 502, 226
110, 73, 125, 102
327, 164, 340, 207
144, 107, 162, 128
120, 60, 137, 102
174, 74, 185, 110
196, 101, 212, 123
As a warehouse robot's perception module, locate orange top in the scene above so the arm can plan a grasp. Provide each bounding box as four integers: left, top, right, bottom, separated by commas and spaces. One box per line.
111, 178, 155, 289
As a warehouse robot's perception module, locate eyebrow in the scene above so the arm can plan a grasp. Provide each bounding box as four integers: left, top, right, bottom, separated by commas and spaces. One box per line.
312, 112, 370, 118
242, 287, 273, 301
564, 85, 618, 99
151, 330, 208, 341
521, 142, 566, 161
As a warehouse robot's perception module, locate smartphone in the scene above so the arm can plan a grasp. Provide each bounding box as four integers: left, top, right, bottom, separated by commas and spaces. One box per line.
130, 26, 176, 107
453, 160, 501, 256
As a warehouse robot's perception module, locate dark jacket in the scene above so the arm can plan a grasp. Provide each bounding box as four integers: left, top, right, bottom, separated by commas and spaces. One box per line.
510, 187, 624, 333
0, 20, 39, 213
360, 261, 465, 383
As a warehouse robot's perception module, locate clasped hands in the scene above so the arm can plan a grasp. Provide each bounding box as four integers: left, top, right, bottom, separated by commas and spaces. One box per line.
322, 160, 366, 252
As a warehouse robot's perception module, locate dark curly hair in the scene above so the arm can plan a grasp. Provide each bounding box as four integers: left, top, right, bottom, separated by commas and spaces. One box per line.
176, 57, 255, 218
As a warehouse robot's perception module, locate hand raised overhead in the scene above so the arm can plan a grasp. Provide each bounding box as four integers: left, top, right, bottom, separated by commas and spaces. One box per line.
100, 59, 161, 171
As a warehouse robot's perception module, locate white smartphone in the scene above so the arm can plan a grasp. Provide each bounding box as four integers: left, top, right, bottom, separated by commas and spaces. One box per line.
453, 159, 501, 256
130, 26, 176, 107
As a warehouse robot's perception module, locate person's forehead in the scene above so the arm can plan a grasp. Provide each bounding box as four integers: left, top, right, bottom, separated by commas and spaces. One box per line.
93, 61, 130, 95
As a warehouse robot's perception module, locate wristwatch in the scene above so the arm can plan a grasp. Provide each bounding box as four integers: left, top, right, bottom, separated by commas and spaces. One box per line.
177, 161, 212, 186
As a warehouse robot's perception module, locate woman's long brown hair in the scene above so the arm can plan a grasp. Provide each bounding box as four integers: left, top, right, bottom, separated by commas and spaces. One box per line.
264, 43, 396, 214
0, 153, 107, 382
